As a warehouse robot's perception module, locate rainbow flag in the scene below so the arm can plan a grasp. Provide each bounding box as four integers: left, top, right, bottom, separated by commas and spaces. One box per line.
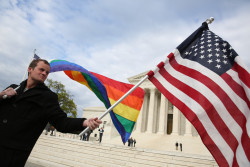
50, 60, 145, 143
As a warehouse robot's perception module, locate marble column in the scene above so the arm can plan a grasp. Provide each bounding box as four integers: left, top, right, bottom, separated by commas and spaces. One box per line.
184, 118, 193, 136
171, 106, 179, 135
146, 88, 155, 133
142, 92, 149, 132
135, 91, 147, 132
164, 99, 169, 134
157, 93, 166, 134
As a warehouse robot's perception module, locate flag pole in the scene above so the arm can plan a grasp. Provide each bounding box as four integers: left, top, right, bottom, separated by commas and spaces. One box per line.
206, 17, 214, 24
79, 75, 149, 136
21, 49, 36, 81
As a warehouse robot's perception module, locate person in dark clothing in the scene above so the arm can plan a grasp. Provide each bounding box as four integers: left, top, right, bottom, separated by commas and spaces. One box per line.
50, 125, 55, 136
128, 138, 131, 146
133, 138, 136, 147
0, 59, 102, 167
175, 142, 179, 150
45, 122, 51, 135
86, 130, 92, 141
98, 127, 104, 143
130, 137, 133, 147
83, 132, 88, 141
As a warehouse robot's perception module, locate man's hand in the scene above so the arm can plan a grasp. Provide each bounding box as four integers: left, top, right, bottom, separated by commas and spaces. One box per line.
0, 88, 17, 99
83, 117, 102, 130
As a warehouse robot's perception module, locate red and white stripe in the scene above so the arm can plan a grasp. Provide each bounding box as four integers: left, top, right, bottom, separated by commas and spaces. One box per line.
147, 49, 250, 167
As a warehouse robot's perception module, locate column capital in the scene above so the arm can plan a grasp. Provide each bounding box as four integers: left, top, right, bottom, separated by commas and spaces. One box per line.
149, 87, 156, 91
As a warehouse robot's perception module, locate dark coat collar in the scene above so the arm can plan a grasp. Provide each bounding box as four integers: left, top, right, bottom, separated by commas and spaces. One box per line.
15, 80, 50, 102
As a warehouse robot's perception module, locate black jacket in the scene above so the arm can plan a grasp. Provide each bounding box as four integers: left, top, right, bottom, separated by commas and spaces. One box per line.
0, 80, 85, 152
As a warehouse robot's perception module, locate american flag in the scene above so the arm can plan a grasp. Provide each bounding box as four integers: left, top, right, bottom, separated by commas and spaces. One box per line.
33, 53, 40, 60
147, 22, 250, 167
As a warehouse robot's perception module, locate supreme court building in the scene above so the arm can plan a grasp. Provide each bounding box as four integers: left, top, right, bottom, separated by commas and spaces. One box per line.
83, 71, 211, 156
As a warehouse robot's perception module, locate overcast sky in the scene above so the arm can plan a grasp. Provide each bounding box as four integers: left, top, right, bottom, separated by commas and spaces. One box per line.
1, 0, 249, 117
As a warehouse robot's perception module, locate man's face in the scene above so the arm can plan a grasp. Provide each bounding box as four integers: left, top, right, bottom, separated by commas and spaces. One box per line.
28, 61, 50, 83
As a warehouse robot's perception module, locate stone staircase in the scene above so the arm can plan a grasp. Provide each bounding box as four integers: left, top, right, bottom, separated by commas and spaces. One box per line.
27, 134, 218, 167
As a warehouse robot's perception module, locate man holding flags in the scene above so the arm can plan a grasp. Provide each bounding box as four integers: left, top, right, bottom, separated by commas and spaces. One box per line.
0, 58, 102, 167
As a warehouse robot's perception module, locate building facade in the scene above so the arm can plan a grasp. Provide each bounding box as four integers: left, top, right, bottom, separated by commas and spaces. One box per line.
129, 72, 199, 137
83, 72, 211, 156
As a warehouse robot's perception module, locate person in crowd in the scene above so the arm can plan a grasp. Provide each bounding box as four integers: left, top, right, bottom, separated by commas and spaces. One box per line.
44, 123, 51, 135
175, 142, 179, 150
133, 138, 136, 147
86, 130, 92, 141
128, 137, 131, 146
83, 132, 88, 141
98, 127, 104, 143
130, 137, 133, 147
50, 125, 55, 136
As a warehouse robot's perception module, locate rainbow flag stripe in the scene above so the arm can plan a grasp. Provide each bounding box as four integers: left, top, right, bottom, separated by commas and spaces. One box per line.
91, 72, 144, 141
50, 60, 110, 108
50, 60, 145, 143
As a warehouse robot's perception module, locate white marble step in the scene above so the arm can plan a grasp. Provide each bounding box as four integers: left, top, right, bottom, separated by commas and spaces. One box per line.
28, 134, 218, 167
